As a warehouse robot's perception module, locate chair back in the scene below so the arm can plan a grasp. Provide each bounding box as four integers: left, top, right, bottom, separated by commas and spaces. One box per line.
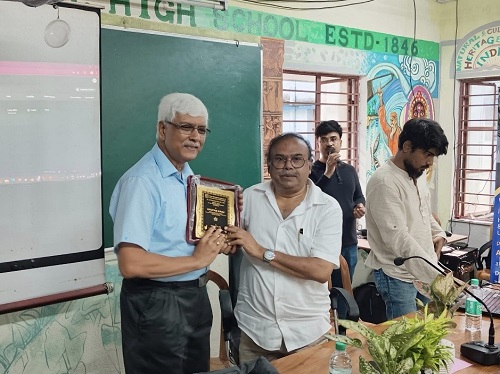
207, 270, 231, 368
476, 240, 492, 282
217, 248, 244, 366
477, 240, 492, 271
329, 255, 359, 334
339, 254, 353, 294
228, 248, 244, 309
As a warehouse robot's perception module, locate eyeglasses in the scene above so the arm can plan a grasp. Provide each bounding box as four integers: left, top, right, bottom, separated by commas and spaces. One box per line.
165, 121, 211, 135
319, 136, 339, 144
270, 155, 307, 169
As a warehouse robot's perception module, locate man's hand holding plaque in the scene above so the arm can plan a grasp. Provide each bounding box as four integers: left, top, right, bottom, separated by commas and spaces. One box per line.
186, 175, 242, 253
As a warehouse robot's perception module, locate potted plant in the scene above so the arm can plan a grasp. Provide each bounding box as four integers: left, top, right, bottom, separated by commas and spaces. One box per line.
326, 272, 467, 374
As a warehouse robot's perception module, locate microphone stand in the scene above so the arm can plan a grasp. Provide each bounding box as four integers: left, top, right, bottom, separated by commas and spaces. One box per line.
331, 296, 340, 335
394, 255, 500, 365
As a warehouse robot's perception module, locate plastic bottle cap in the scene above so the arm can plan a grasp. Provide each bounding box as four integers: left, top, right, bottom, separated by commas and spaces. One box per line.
335, 342, 347, 351
471, 278, 479, 286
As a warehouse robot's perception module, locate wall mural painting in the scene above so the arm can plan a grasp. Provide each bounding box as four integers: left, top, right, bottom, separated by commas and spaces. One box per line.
366, 55, 437, 183
282, 39, 438, 184
0, 262, 123, 374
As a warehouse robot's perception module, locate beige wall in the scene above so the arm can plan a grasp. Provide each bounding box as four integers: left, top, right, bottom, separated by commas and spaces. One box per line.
233, 0, 441, 41
435, 0, 500, 224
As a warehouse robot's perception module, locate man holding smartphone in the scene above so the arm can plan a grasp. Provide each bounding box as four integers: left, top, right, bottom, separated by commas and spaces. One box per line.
310, 120, 366, 286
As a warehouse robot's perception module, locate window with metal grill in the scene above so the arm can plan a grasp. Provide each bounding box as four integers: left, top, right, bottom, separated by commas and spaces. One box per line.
282, 71, 360, 170
454, 79, 499, 222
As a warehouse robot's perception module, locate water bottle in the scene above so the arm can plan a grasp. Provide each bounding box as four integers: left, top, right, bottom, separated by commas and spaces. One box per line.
329, 342, 352, 374
465, 278, 483, 334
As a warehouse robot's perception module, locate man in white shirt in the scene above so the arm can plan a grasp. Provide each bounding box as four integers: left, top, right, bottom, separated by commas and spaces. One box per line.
225, 133, 342, 363
365, 118, 449, 320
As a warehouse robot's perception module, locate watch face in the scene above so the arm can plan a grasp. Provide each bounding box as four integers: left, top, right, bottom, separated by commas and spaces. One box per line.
264, 250, 275, 262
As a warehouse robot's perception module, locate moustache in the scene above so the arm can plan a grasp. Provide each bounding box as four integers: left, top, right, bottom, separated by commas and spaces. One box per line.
326, 146, 336, 155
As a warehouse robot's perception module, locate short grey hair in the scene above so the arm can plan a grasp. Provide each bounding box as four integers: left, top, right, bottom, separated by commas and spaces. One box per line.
156, 93, 209, 139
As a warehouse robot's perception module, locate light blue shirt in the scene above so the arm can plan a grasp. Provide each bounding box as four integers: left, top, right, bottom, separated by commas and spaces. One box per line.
109, 143, 207, 282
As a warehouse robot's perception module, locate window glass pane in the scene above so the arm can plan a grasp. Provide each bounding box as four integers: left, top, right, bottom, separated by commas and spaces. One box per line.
282, 72, 358, 169
465, 156, 494, 170
455, 80, 499, 221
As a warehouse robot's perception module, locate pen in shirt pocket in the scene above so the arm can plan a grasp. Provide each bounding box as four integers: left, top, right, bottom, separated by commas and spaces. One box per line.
298, 228, 304, 242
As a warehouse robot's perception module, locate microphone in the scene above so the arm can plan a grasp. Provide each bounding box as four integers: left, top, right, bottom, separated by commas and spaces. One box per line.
326, 147, 343, 183
326, 146, 342, 163
394, 256, 500, 365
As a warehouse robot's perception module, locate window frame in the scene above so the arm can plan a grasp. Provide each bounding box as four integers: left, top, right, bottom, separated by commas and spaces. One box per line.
282, 70, 360, 171
454, 79, 499, 222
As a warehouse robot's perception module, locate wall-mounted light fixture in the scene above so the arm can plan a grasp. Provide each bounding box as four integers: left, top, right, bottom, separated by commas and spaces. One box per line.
44, 5, 70, 48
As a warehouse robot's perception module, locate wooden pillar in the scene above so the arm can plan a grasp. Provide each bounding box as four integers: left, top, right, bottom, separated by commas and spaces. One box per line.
261, 37, 284, 179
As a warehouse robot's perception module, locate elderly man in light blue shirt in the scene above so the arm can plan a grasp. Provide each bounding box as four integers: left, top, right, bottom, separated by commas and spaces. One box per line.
109, 93, 231, 374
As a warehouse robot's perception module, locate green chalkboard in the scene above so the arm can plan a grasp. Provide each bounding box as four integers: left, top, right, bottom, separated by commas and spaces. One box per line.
101, 28, 262, 247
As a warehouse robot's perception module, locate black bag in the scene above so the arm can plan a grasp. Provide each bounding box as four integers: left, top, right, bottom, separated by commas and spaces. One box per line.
353, 282, 387, 324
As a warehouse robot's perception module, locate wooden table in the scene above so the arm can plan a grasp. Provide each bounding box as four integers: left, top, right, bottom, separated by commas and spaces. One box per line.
272, 313, 499, 373
358, 233, 468, 252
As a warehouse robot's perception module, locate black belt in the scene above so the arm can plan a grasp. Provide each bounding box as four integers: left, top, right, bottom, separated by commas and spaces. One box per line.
124, 273, 209, 289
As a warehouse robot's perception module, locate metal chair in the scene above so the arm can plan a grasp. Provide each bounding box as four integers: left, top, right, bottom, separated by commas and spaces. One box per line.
207, 270, 232, 368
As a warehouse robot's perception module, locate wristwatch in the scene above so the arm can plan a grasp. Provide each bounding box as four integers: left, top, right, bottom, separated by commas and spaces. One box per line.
263, 250, 275, 264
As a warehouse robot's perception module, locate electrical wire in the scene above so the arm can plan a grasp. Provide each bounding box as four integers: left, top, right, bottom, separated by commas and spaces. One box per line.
449, 0, 459, 231
239, 0, 374, 11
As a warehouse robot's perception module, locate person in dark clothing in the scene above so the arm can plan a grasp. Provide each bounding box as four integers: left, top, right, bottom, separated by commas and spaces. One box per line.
310, 120, 366, 287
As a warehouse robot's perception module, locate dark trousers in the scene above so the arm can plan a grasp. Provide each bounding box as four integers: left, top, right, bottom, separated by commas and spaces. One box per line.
120, 278, 213, 374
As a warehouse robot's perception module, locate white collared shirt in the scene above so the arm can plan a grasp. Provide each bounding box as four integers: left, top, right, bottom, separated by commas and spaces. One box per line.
234, 179, 342, 352
364, 159, 446, 284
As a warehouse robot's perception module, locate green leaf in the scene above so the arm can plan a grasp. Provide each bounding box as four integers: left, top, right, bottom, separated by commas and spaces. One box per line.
381, 319, 407, 338
416, 281, 432, 300
338, 319, 377, 339
366, 337, 393, 371
395, 357, 414, 374
324, 333, 363, 348
359, 357, 382, 374
392, 326, 425, 357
